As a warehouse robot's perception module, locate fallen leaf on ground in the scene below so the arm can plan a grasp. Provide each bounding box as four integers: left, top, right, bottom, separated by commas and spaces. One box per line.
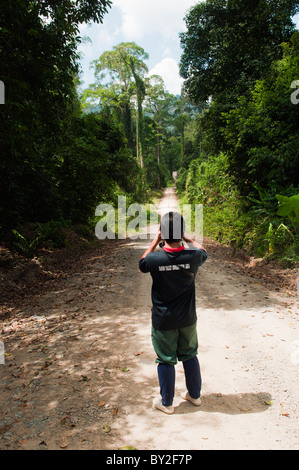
280, 403, 290, 417
18, 438, 27, 447
80, 375, 89, 381
98, 401, 105, 407
119, 446, 136, 450
103, 424, 111, 433
57, 437, 69, 448
60, 415, 75, 427
60, 414, 69, 425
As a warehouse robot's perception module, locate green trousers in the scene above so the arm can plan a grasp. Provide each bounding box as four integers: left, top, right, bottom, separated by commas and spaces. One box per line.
151, 322, 198, 366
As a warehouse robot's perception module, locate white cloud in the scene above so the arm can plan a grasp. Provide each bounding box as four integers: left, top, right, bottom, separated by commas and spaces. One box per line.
77, 4, 299, 93
148, 58, 184, 95
78, 20, 122, 86
78, 1, 199, 90
113, 0, 198, 40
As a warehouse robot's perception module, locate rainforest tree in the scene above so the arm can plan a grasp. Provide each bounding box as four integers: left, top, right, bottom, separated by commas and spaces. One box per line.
91, 42, 149, 167
0, 1, 148, 236
178, 0, 299, 259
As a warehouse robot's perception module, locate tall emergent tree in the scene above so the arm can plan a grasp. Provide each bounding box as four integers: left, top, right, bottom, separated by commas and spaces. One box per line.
82, 43, 202, 190
91, 42, 149, 167
145, 76, 172, 185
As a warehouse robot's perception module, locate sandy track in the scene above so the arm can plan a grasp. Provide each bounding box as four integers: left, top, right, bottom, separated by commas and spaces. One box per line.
0, 188, 298, 450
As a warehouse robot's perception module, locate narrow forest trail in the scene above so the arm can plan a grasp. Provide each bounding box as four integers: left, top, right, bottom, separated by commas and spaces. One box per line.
1, 188, 299, 450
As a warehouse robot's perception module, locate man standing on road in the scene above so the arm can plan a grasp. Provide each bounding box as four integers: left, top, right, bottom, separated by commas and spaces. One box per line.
139, 211, 208, 414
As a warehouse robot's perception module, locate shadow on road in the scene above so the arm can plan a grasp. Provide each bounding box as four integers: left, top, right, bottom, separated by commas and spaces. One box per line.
174, 392, 272, 415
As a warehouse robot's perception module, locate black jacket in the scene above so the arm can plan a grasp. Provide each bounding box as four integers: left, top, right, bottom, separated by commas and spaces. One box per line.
139, 247, 207, 330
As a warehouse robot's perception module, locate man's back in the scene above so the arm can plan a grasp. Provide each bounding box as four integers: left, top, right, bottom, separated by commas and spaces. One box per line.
139, 246, 207, 330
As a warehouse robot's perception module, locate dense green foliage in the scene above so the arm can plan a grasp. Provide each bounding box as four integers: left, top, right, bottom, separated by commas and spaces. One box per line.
178, 0, 299, 262
1, 0, 299, 263
80, 44, 193, 189
180, 0, 298, 103
0, 1, 190, 252
0, 1, 146, 247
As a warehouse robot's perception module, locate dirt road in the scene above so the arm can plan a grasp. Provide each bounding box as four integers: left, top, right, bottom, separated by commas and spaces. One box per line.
1, 188, 299, 450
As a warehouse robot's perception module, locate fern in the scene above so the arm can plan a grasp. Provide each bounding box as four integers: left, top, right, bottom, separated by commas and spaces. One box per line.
264, 223, 295, 256
11, 229, 43, 257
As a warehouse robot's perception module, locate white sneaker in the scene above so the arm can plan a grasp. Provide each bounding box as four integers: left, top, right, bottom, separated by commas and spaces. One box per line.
181, 392, 201, 406
153, 397, 174, 415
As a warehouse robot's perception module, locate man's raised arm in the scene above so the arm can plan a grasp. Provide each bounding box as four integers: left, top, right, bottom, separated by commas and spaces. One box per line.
183, 234, 207, 252
140, 229, 161, 259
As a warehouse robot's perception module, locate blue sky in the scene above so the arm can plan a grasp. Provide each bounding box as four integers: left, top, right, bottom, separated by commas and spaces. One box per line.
77, 2, 299, 96
77, 0, 199, 95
